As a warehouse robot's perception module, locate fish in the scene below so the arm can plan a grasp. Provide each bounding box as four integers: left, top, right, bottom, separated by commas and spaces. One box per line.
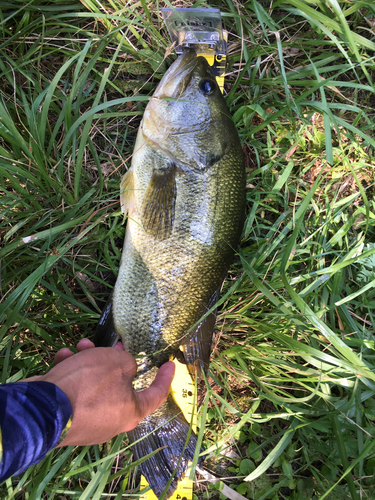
94, 49, 246, 498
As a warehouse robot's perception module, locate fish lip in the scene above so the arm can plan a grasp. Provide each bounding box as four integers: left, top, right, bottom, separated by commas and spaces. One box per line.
153, 50, 198, 99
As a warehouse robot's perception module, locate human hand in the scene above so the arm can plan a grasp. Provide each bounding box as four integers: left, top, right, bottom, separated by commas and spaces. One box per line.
27, 339, 175, 446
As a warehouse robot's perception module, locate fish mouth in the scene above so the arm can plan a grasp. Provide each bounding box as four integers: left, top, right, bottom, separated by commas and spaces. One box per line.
141, 50, 211, 159
153, 49, 198, 99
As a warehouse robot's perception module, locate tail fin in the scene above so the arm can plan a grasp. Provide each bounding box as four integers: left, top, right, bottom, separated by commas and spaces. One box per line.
128, 394, 202, 499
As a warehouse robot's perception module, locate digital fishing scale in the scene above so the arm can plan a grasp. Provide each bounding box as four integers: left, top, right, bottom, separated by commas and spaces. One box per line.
162, 8, 227, 93
139, 8, 227, 499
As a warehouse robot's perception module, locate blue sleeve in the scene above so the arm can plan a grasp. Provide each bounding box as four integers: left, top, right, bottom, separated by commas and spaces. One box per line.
0, 381, 72, 483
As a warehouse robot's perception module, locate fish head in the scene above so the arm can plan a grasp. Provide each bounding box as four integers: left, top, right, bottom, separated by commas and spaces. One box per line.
142, 50, 238, 171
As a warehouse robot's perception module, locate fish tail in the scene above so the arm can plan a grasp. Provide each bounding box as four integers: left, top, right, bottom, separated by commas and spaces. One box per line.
128, 394, 202, 499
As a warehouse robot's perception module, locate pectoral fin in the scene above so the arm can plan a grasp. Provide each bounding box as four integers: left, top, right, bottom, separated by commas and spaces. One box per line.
142, 161, 176, 240
181, 288, 220, 380
120, 168, 135, 214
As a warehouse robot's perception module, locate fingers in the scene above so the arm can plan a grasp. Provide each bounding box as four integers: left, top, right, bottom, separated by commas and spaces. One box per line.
77, 338, 95, 351
114, 341, 124, 351
135, 361, 175, 421
54, 348, 74, 365
54, 339, 95, 365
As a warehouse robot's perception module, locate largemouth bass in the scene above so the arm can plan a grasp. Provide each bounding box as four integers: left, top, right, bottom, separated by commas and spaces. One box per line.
94, 49, 246, 498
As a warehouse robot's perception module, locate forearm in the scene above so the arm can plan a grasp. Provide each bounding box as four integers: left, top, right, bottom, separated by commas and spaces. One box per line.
0, 381, 72, 483
0, 341, 174, 479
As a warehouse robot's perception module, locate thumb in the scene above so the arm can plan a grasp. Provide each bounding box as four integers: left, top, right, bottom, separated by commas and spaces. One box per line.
135, 361, 175, 419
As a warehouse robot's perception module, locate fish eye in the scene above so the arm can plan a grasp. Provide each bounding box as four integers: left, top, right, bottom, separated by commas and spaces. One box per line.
199, 79, 216, 96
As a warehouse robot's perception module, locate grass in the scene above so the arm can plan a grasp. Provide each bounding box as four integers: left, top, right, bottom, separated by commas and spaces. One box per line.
1, 0, 375, 498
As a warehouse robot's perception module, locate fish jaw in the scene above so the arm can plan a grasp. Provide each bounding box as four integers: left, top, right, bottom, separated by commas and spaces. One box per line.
153, 49, 197, 100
